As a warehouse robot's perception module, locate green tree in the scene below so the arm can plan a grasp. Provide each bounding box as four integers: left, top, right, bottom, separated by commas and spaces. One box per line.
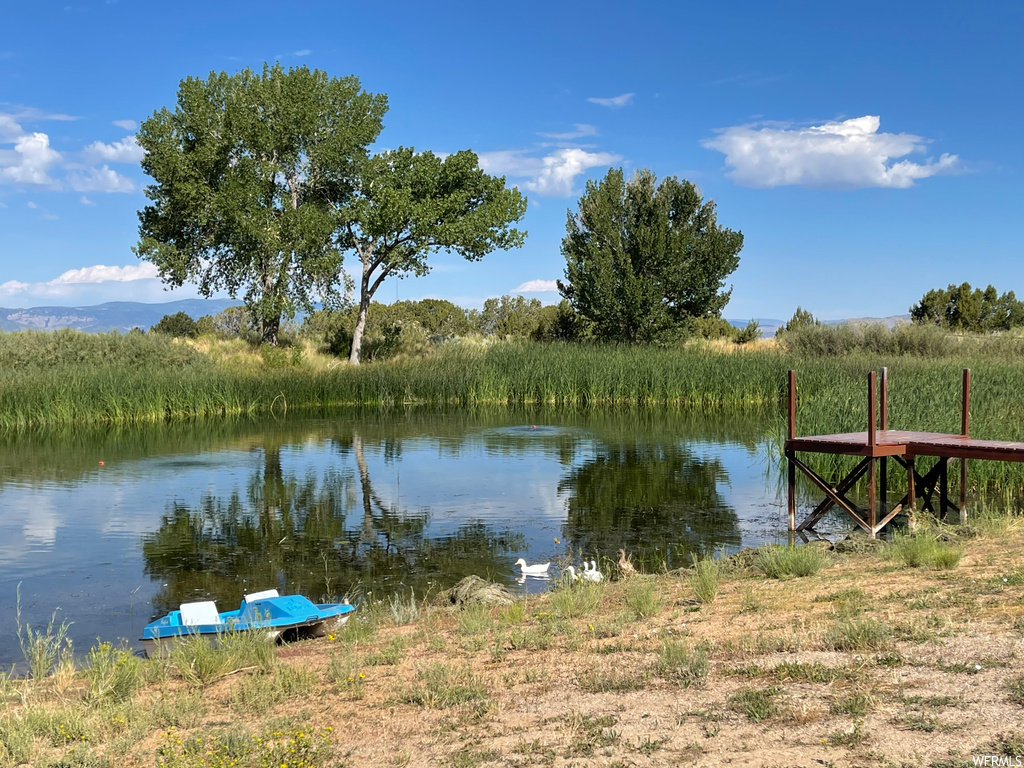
337, 148, 527, 364
910, 282, 1024, 332
479, 295, 545, 337
150, 311, 198, 338
135, 63, 388, 345
781, 306, 821, 335
558, 168, 743, 343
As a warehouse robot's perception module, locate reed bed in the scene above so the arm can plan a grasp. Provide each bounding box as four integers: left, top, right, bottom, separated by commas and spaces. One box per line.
7, 330, 1024, 494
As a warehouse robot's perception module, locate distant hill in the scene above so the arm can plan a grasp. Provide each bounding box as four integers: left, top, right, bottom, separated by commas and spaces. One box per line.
0, 299, 241, 334
728, 315, 912, 338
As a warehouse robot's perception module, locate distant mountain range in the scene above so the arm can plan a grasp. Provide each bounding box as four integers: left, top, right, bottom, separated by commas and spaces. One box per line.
0, 300, 241, 333
0, 300, 912, 336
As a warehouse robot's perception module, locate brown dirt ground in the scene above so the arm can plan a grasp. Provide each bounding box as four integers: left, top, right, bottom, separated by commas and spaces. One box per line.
6, 522, 1024, 768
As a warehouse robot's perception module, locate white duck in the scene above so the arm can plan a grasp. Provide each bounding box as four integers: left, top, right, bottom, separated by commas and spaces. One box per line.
514, 558, 551, 576
564, 565, 581, 581
581, 560, 604, 583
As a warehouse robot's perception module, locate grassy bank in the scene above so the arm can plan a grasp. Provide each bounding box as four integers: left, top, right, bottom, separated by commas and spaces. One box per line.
5, 517, 1024, 767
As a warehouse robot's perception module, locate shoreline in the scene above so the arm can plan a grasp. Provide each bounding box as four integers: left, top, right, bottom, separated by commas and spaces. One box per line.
4, 518, 1024, 767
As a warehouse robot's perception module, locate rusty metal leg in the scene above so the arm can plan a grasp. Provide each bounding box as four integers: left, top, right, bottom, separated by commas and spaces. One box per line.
880, 456, 888, 519
939, 458, 949, 519
867, 457, 877, 538
787, 450, 796, 532
959, 457, 968, 524
906, 455, 916, 512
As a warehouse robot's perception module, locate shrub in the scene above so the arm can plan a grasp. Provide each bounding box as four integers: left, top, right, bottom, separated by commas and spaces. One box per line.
151, 312, 198, 338
16, 587, 73, 679
84, 641, 141, 703
550, 581, 602, 619
734, 319, 761, 345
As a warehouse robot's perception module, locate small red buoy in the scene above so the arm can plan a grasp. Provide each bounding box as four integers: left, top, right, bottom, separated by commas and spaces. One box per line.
532, 425, 536, 429
99, 461, 104, 466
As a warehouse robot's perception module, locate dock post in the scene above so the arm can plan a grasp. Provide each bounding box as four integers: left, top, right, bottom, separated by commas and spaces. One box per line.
867, 371, 877, 536
906, 454, 917, 530
960, 368, 970, 523
787, 371, 796, 532
880, 367, 888, 517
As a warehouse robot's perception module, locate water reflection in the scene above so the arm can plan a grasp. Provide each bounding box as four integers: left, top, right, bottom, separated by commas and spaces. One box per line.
560, 444, 740, 569
142, 434, 525, 616
0, 409, 777, 666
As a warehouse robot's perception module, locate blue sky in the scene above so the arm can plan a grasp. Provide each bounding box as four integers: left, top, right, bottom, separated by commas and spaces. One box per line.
0, 0, 1020, 320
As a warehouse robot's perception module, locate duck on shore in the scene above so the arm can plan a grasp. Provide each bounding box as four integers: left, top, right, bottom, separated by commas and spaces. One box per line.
617, 549, 637, 577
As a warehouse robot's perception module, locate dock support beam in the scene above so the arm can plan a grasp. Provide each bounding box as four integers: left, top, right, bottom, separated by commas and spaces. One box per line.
960, 368, 970, 523
867, 371, 877, 537
787, 370, 796, 532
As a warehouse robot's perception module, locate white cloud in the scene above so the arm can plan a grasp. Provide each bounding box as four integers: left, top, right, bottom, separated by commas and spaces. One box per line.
479, 147, 620, 197
702, 115, 960, 189
0, 262, 204, 307
27, 201, 37, 208
588, 93, 634, 108
112, 119, 137, 130
67, 165, 134, 193
0, 108, 141, 195
512, 279, 559, 293
293, 49, 311, 57
83, 135, 144, 164
80, 195, 95, 205
538, 123, 598, 140
0, 132, 62, 185
0, 114, 23, 140
51, 263, 159, 284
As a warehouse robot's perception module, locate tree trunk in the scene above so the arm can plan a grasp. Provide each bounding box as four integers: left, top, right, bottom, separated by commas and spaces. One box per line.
348, 279, 371, 365
262, 314, 280, 346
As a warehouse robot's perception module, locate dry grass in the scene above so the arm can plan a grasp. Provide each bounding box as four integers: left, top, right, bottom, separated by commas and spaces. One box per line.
6, 524, 1024, 767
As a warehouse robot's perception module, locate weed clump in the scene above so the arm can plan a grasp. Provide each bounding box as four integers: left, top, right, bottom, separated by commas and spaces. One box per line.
823, 618, 894, 652
623, 579, 663, 620
729, 686, 782, 722
402, 663, 488, 708
753, 544, 828, 579
687, 556, 721, 605
888, 531, 963, 570
84, 642, 141, 704
656, 638, 710, 688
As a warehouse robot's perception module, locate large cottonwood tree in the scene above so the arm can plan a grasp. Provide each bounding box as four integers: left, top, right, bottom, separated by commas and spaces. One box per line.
337, 148, 527, 364
135, 64, 388, 344
558, 169, 743, 343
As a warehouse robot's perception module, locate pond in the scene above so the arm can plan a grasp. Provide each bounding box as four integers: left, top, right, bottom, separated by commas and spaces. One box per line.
0, 408, 836, 667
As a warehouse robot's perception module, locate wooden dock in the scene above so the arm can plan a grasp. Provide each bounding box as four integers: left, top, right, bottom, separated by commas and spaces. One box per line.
786, 368, 1024, 537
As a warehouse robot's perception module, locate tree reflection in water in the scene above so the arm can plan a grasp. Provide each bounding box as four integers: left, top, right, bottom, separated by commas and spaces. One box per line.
559, 444, 741, 569
142, 434, 524, 618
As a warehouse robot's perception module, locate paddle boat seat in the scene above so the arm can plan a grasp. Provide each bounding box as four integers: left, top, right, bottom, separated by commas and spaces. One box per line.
243, 589, 280, 603
180, 601, 221, 627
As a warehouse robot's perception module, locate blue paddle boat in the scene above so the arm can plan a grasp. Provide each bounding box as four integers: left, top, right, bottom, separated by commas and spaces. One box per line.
141, 589, 354, 656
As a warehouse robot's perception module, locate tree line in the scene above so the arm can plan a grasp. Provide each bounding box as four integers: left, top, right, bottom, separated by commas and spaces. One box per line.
136, 64, 746, 362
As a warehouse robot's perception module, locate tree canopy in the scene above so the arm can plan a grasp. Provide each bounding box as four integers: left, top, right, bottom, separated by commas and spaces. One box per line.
135, 63, 388, 344
338, 147, 527, 363
558, 168, 743, 343
910, 282, 1024, 332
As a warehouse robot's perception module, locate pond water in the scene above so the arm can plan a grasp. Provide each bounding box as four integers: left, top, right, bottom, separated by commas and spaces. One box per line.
0, 408, 841, 667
